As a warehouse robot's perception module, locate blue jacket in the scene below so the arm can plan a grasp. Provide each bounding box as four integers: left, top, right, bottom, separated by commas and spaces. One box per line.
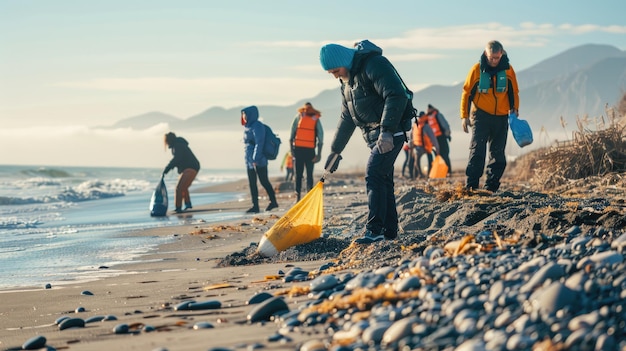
242, 105, 268, 168
330, 40, 409, 153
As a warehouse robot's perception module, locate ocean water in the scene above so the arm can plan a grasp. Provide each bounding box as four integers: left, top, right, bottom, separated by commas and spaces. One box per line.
0, 165, 249, 291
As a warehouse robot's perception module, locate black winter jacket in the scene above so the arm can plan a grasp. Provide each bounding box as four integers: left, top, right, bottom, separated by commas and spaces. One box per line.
164, 137, 200, 174
330, 40, 409, 153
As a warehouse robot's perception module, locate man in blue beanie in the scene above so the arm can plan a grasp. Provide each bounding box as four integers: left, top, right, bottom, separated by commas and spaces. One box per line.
320, 40, 412, 244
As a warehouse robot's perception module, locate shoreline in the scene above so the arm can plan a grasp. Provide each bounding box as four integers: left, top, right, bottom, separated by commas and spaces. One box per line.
0, 174, 316, 350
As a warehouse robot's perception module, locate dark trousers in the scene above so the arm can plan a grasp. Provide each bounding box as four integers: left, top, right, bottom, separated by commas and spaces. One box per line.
437, 135, 451, 174
406, 149, 415, 179
365, 134, 404, 237
401, 148, 409, 177
293, 147, 316, 196
415, 149, 434, 178
247, 166, 276, 207
465, 110, 509, 191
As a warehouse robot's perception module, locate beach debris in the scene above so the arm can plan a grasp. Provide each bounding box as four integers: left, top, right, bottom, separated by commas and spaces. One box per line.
203, 282, 233, 291
22, 335, 47, 350
58, 317, 85, 330
247, 296, 289, 323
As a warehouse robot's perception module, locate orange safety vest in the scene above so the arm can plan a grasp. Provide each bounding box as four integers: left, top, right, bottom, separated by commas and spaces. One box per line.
285, 154, 293, 168
294, 113, 319, 149
412, 121, 433, 153
427, 110, 443, 137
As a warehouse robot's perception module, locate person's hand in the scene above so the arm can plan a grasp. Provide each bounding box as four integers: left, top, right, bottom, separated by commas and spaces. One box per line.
462, 117, 472, 133
313, 154, 321, 163
324, 152, 342, 173
376, 131, 394, 153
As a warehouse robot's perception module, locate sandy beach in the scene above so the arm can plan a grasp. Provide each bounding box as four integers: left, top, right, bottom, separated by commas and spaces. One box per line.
0, 174, 338, 351
1, 166, 625, 351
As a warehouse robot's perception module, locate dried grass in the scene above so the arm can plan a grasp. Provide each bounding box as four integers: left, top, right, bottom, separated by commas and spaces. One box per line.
510, 102, 626, 191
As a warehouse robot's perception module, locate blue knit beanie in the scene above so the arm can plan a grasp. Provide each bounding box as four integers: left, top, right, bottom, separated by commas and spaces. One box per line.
319, 44, 355, 71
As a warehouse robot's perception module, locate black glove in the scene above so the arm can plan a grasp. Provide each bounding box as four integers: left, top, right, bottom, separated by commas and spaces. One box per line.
324, 152, 342, 173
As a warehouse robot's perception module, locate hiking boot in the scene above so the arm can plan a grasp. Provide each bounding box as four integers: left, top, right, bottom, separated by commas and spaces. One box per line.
384, 229, 398, 240
184, 203, 192, 210
295, 192, 301, 202
484, 186, 498, 193
354, 230, 384, 244
174, 207, 183, 214
246, 206, 260, 214
265, 202, 279, 211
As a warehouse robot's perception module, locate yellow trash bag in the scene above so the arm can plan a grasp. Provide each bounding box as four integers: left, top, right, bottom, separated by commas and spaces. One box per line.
257, 154, 338, 257
257, 181, 324, 257
429, 155, 449, 179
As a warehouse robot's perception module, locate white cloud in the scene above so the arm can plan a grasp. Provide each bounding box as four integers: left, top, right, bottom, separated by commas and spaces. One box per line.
255, 22, 626, 50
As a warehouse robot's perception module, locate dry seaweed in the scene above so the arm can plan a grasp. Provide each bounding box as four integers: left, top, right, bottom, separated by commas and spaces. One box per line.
510, 110, 626, 190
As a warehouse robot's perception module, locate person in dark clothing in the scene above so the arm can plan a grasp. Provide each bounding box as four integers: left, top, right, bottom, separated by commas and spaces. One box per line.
460, 40, 520, 192
162, 132, 200, 213
289, 102, 324, 201
426, 104, 452, 175
241, 105, 279, 213
320, 40, 411, 244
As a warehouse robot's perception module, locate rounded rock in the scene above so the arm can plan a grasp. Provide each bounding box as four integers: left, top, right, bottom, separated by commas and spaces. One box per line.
22, 335, 47, 350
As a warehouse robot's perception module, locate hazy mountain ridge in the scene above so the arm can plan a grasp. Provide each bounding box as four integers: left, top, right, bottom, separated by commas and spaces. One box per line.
105, 44, 626, 133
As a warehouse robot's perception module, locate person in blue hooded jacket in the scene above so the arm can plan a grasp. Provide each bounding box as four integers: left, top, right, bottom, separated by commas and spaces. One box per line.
320, 40, 412, 244
241, 105, 279, 213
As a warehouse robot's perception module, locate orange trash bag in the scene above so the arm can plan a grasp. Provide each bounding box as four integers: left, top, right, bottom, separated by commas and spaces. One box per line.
429, 155, 448, 179
257, 154, 338, 257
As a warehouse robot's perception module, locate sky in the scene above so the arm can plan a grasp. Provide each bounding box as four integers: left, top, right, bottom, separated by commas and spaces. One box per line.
1, 0, 625, 169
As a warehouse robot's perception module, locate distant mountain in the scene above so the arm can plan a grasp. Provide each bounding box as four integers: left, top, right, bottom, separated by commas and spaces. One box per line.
516, 44, 624, 89
105, 111, 180, 129
104, 44, 626, 133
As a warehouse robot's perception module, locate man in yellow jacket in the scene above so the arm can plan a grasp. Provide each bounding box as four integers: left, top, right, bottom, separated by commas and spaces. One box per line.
460, 40, 519, 192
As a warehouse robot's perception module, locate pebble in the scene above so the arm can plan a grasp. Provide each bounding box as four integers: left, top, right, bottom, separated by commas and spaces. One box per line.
58, 317, 85, 330
251, 226, 626, 351
247, 292, 274, 305
247, 296, 289, 323
193, 321, 214, 329
22, 335, 46, 350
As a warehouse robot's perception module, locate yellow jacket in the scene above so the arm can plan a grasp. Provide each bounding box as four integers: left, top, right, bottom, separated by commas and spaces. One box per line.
460, 54, 519, 118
